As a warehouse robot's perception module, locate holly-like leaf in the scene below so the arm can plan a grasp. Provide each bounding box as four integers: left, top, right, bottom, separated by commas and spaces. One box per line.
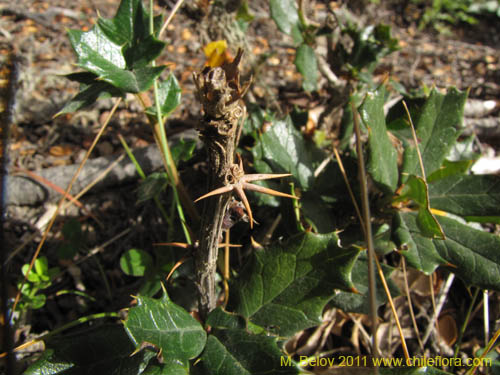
428, 174, 500, 218
67, 0, 166, 93
393, 212, 500, 290
359, 86, 399, 193
97, 0, 164, 69
196, 329, 300, 375
228, 231, 360, 337
24, 324, 157, 375
58, 73, 125, 114
426, 159, 474, 183
68, 27, 165, 93
330, 253, 399, 314
400, 88, 467, 180
395, 175, 444, 238
294, 44, 317, 92
251, 115, 326, 190
124, 292, 207, 363
145, 74, 182, 117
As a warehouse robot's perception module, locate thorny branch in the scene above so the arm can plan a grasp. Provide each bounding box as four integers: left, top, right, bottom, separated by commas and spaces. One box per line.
193, 49, 297, 319
193, 49, 247, 318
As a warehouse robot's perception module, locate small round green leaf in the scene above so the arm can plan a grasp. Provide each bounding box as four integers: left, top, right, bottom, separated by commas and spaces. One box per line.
120, 249, 154, 277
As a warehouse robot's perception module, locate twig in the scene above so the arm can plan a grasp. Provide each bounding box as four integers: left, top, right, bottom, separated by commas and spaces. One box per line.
422, 272, 455, 346
159, 0, 186, 39
11, 98, 122, 318
193, 50, 246, 318
352, 103, 379, 358
401, 256, 424, 352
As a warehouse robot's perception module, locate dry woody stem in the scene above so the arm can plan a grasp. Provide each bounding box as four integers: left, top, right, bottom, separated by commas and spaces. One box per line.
193, 50, 297, 318
193, 49, 247, 318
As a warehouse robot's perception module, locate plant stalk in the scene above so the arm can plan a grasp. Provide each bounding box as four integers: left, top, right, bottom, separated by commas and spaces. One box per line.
193, 50, 246, 319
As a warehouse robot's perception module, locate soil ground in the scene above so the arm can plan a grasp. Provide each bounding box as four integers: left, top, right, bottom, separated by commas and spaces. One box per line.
1, 0, 499, 373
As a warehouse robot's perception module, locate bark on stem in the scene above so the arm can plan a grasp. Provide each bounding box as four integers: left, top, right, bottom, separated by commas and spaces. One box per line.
193, 50, 247, 319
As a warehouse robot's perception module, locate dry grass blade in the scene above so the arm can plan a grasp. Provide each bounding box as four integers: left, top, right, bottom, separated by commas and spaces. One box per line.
11, 97, 122, 317
401, 256, 425, 351
352, 102, 379, 358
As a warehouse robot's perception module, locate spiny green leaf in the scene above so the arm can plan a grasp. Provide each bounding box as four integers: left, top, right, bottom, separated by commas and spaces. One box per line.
68, 26, 165, 93
426, 159, 474, 183
228, 231, 360, 337
206, 308, 247, 330
401, 88, 467, 180
330, 253, 399, 314
124, 293, 207, 362
196, 329, 300, 375
393, 212, 500, 290
145, 74, 182, 117
428, 174, 500, 218
396, 175, 444, 238
360, 86, 399, 193
171, 139, 196, 164
57, 73, 124, 114
97, 0, 164, 68
67, 0, 166, 94
251, 115, 326, 190
24, 324, 156, 375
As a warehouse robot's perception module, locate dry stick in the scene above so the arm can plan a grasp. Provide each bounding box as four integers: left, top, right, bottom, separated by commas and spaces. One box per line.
374, 256, 410, 360
4, 154, 125, 266
158, 0, 185, 39
402, 99, 448, 347
61, 153, 126, 212
352, 104, 379, 359
401, 256, 425, 352
193, 50, 246, 319
14, 167, 102, 226
483, 290, 489, 348
11, 98, 122, 317
422, 272, 455, 346
223, 230, 231, 308
467, 325, 500, 375
334, 145, 410, 359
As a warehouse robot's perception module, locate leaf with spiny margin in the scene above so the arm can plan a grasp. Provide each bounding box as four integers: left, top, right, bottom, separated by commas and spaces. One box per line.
393, 212, 500, 290
330, 253, 399, 314
67, 27, 165, 93
395, 175, 444, 238
428, 174, 500, 218
228, 231, 360, 337
359, 86, 399, 193
142, 361, 188, 375
97, 0, 164, 69
67, 0, 166, 94
145, 74, 182, 117
400, 88, 467, 181
24, 324, 157, 375
124, 292, 207, 363
426, 159, 474, 183
251, 114, 326, 190
195, 328, 300, 375
57, 72, 125, 115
